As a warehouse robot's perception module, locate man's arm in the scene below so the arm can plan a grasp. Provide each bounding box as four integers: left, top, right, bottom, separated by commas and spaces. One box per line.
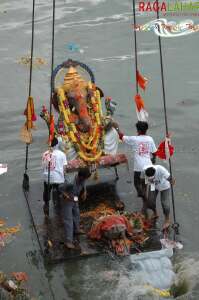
111, 123, 123, 139
150, 138, 157, 164
63, 154, 68, 173
151, 152, 156, 164
112, 124, 136, 145
167, 175, 176, 185
80, 187, 87, 201
63, 192, 73, 201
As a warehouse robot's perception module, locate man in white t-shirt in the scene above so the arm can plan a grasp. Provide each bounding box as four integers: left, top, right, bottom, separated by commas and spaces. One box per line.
115, 121, 157, 204
144, 165, 175, 230
42, 137, 67, 216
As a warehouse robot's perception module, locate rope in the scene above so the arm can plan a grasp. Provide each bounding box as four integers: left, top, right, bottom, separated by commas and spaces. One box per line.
23, 0, 36, 189
21, 0, 45, 261
132, 0, 139, 94
47, 0, 56, 203
156, 7, 179, 237
28, 0, 35, 99
24, 191, 44, 255
21, 0, 46, 258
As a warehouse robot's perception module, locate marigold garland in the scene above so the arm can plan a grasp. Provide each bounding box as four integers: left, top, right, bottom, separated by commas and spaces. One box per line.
57, 86, 104, 162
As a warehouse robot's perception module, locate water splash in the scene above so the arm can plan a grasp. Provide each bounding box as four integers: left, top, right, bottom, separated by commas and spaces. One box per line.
171, 254, 199, 298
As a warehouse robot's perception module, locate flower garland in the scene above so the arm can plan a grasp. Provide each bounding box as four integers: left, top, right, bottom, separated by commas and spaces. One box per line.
57, 85, 105, 162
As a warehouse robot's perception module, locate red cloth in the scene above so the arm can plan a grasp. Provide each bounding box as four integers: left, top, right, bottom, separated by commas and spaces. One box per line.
49, 115, 55, 144
136, 70, 148, 91
156, 140, 174, 159
134, 94, 146, 111
88, 215, 133, 240
119, 132, 124, 140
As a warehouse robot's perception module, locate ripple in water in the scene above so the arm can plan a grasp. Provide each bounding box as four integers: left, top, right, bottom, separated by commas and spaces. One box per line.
59, 12, 132, 29
64, 0, 106, 4
91, 50, 158, 62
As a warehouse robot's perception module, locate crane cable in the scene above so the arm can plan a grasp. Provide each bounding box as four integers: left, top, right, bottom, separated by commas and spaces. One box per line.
22, 1, 57, 298
23, 0, 35, 191
47, 0, 56, 204
132, 0, 139, 95
21, 0, 46, 256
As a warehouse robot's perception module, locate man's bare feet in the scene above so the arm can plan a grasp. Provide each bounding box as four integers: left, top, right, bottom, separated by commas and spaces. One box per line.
64, 242, 75, 249
75, 229, 85, 235
141, 207, 148, 219
163, 219, 170, 231
151, 212, 159, 220
43, 203, 49, 217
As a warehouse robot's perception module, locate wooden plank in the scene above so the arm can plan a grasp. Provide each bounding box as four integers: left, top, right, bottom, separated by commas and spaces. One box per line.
65, 154, 128, 173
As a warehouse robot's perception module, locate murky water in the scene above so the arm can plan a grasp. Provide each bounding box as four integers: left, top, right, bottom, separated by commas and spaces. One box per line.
1, 0, 199, 299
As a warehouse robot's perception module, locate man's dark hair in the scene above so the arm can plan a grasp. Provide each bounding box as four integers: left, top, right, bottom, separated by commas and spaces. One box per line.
145, 167, 156, 177
78, 168, 91, 179
51, 137, 58, 147
136, 121, 148, 134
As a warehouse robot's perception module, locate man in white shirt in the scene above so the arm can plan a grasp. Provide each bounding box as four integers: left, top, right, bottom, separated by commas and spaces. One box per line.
115, 121, 157, 207
42, 137, 67, 216
144, 165, 174, 230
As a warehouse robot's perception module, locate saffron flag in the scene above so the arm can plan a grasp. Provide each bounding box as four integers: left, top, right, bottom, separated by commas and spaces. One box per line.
23, 96, 37, 130
156, 136, 174, 160
20, 96, 37, 144
134, 94, 149, 122
136, 70, 148, 91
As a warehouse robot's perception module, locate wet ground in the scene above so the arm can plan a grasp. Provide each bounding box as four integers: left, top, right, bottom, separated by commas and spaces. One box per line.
1, 0, 199, 299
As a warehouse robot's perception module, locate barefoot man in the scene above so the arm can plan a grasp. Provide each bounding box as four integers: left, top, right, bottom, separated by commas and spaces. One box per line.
144, 165, 175, 230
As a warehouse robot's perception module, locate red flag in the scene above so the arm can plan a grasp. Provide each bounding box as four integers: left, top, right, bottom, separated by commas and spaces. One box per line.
156, 137, 174, 160
134, 94, 149, 122
49, 115, 55, 144
136, 70, 148, 91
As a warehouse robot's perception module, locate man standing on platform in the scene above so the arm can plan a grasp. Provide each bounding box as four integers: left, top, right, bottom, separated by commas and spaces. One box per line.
62, 168, 91, 249
42, 137, 67, 217
114, 121, 157, 212
144, 164, 175, 230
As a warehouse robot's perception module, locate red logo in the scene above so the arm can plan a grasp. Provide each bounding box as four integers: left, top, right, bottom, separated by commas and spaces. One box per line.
138, 142, 150, 156
139, 1, 167, 12
42, 151, 56, 171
